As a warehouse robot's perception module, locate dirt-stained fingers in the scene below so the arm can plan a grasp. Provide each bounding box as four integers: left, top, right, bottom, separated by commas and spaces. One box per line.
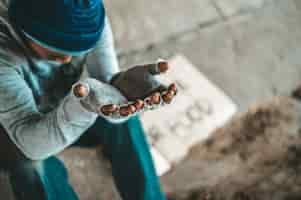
100, 104, 119, 116
119, 105, 136, 116
144, 83, 178, 106
99, 82, 178, 118
133, 99, 145, 110
100, 102, 141, 117
162, 83, 178, 104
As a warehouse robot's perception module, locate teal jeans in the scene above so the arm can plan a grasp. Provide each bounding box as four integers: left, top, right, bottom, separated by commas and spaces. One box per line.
7, 116, 166, 200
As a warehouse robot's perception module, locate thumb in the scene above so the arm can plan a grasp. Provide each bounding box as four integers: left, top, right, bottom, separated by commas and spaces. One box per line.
145, 59, 169, 75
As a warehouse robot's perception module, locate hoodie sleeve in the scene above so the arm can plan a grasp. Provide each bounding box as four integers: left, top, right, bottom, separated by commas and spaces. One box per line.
0, 66, 98, 160
86, 16, 120, 83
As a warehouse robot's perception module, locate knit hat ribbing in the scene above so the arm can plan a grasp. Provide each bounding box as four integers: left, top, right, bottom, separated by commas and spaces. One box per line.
8, 0, 106, 55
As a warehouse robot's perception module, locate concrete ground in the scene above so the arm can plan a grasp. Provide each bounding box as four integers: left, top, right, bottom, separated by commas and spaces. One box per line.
108, 0, 301, 112
59, 0, 301, 199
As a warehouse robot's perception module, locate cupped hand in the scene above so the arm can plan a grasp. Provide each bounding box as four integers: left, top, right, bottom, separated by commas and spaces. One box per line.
110, 60, 178, 106
72, 60, 178, 122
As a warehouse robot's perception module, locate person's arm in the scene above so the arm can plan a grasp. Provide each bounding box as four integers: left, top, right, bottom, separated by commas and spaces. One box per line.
0, 66, 98, 160
86, 16, 120, 83
84, 16, 178, 116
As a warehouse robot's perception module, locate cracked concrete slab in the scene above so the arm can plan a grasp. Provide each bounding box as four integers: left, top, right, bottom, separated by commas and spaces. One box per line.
119, 0, 301, 112
104, 0, 220, 53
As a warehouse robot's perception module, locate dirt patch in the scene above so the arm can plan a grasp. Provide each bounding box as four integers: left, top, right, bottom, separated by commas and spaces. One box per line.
163, 97, 301, 200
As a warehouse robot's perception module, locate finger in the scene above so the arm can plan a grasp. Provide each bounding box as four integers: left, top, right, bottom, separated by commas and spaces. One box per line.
73, 83, 89, 98
133, 99, 144, 110
119, 105, 136, 116
144, 97, 152, 106
157, 61, 169, 73
119, 106, 131, 117
150, 92, 161, 105
146, 61, 169, 75
168, 83, 178, 95
127, 105, 137, 113
162, 90, 175, 104
100, 104, 119, 116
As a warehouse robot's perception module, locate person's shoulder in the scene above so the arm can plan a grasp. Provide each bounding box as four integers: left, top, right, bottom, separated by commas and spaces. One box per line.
0, 6, 27, 67
0, 23, 27, 69
0, 1, 26, 74
0, 33, 27, 76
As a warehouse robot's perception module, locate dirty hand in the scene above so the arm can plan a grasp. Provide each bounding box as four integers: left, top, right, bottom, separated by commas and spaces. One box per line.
71, 76, 176, 122
72, 78, 129, 122
110, 60, 178, 107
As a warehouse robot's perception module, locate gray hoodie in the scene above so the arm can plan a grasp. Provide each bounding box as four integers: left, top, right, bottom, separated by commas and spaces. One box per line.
0, 0, 120, 160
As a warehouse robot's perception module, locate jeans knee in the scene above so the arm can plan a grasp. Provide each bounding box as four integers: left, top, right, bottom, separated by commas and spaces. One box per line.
13, 156, 67, 179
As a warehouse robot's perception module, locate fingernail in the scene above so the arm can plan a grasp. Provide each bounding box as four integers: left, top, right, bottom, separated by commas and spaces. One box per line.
73, 84, 88, 98
134, 99, 144, 110
101, 104, 118, 115
151, 92, 161, 104
158, 61, 169, 73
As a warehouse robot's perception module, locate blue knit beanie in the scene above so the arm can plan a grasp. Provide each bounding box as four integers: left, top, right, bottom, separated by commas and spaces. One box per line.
8, 0, 106, 55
